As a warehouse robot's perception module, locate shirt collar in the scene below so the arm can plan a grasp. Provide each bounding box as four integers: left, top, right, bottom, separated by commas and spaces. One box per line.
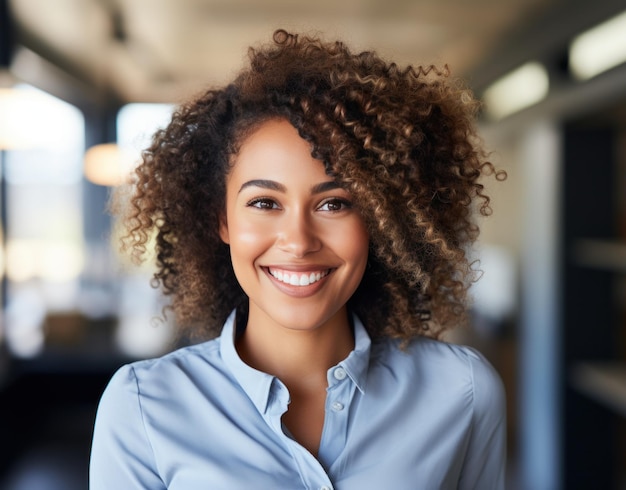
219, 311, 276, 415
339, 314, 371, 394
219, 310, 372, 414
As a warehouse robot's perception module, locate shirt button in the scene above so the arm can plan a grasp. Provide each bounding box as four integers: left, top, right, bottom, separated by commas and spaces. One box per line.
331, 401, 344, 412
320, 486, 332, 490
333, 367, 347, 380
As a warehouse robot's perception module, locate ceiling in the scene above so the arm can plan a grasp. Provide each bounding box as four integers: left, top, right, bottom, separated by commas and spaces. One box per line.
4, 0, 622, 105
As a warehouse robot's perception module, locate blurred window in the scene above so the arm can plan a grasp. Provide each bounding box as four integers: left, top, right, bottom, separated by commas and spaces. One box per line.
1, 85, 84, 357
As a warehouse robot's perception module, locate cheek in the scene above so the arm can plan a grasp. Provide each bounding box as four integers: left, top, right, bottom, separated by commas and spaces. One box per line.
227, 218, 273, 250
226, 221, 265, 285
336, 221, 370, 267
232, 222, 267, 243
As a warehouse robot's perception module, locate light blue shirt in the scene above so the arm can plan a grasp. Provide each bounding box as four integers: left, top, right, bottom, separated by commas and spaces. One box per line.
90, 312, 506, 489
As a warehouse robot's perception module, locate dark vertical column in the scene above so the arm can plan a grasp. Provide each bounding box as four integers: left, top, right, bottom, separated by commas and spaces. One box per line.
80, 101, 120, 335
83, 105, 117, 244
0, 0, 16, 377
0, 0, 15, 310
0, 0, 12, 69
561, 124, 619, 489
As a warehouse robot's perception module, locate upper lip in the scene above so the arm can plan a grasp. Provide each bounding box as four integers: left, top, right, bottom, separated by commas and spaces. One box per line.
263, 264, 335, 272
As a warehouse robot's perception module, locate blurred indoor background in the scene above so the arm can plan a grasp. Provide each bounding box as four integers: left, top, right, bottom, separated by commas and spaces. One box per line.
0, 0, 625, 489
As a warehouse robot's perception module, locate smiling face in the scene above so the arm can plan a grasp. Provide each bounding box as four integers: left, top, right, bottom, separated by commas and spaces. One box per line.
219, 119, 369, 335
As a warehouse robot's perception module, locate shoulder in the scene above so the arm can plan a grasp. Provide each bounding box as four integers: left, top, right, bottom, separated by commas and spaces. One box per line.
102, 338, 224, 400
374, 335, 495, 373
417, 339, 503, 389
373, 336, 505, 412
415, 338, 505, 419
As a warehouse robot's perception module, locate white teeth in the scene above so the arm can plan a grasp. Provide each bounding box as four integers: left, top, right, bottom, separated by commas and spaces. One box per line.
269, 268, 329, 286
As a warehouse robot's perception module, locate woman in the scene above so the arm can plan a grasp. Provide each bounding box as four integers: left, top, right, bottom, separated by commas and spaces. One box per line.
90, 30, 506, 489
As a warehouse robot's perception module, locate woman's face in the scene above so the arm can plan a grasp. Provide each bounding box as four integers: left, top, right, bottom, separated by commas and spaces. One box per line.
219, 119, 369, 333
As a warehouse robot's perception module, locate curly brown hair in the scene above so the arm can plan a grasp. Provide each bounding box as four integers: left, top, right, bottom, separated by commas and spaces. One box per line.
120, 29, 504, 342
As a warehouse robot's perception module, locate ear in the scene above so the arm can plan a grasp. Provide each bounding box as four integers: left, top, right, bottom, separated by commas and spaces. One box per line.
218, 212, 230, 244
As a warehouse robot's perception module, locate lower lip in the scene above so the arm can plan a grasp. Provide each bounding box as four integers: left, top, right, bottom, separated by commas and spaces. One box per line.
262, 268, 332, 298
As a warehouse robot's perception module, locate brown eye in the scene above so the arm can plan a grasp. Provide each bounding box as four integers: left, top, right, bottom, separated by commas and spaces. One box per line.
247, 198, 279, 210
318, 198, 351, 212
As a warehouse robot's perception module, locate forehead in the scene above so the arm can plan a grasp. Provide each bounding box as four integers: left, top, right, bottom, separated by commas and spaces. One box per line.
228, 119, 330, 183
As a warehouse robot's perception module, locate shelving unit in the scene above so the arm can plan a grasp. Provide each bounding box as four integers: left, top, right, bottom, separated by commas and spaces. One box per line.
570, 238, 626, 420
572, 239, 626, 272
570, 362, 626, 417
561, 120, 625, 489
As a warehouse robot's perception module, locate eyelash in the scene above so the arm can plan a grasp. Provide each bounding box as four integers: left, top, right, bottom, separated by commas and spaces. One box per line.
246, 198, 279, 210
245, 197, 352, 212
318, 198, 352, 212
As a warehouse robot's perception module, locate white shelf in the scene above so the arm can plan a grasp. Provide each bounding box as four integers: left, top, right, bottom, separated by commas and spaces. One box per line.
570, 362, 626, 417
571, 239, 626, 272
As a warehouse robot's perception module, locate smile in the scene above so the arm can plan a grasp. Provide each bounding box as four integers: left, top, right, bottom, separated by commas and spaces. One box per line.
267, 267, 331, 286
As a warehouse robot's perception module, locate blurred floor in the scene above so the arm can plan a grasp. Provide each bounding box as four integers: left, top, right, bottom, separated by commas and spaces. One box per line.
0, 353, 125, 490
1, 444, 87, 490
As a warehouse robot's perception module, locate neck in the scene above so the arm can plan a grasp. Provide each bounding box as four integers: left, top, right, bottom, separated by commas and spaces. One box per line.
235, 305, 354, 391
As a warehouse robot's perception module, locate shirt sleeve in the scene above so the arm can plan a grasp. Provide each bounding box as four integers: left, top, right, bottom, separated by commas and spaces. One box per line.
90, 364, 166, 490
457, 348, 507, 490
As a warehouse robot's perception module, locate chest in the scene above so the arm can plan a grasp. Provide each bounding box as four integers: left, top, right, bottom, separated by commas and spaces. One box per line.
142, 371, 474, 490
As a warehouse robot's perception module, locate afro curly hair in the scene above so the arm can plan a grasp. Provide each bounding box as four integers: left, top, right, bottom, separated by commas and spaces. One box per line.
118, 29, 504, 343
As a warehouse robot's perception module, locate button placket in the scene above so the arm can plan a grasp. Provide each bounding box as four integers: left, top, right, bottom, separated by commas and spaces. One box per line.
331, 401, 344, 412
317, 365, 357, 468
333, 367, 347, 381
329, 367, 347, 414
328, 366, 348, 416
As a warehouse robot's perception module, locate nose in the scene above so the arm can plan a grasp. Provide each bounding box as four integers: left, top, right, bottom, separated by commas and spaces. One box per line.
275, 210, 322, 257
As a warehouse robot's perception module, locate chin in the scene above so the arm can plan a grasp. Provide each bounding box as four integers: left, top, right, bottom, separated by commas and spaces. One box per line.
259, 302, 344, 333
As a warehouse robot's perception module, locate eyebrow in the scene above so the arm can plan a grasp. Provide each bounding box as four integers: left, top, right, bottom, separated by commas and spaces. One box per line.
238, 179, 342, 194
311, 181, 342, 194
238, 179, 285, 194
